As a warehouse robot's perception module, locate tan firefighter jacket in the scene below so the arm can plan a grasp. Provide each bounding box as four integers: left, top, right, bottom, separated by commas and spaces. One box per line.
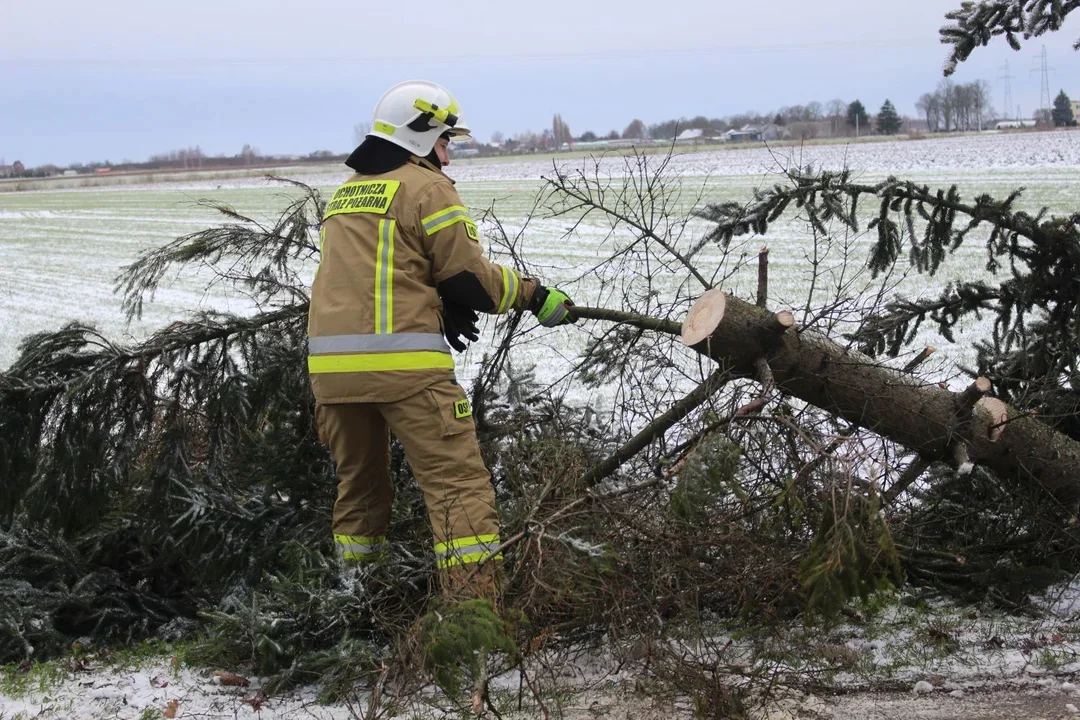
308, 157, 537, 404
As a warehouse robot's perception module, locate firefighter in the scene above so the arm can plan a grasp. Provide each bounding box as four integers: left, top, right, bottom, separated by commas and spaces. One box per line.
308, 79, 575, 601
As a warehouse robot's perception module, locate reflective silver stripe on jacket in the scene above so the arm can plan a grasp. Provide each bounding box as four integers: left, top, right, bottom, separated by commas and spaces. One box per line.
423, 209, 470, 234
309, 333, 451, 354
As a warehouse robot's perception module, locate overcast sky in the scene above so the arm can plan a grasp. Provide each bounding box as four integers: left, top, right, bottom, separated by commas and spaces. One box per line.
3, 0, 1078, 167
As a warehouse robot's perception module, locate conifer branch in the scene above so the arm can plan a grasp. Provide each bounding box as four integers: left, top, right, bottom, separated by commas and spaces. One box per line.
940, 0, 1080, 76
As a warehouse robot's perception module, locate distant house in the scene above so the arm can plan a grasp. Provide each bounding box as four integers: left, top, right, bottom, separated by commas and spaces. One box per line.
675, 128, 722, 144
0, 164, 11, 178
724, 125, 763, 143
723, 124, 794, 143
62, 169, 78, 176
1071, 99, 1080, 119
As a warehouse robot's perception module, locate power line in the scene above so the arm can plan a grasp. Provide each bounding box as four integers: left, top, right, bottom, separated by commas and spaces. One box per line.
1031, 45, 1055, 122
999, 61, 1015, 120
3, 38, 942, 67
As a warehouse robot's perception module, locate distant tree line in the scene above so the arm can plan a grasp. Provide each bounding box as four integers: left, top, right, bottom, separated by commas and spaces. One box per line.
3, 146, 349, 178
916, 79, 994, 132
483, 96, 918, 154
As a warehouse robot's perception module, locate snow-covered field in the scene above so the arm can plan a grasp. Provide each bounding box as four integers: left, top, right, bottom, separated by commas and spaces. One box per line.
2, 131, 1079, 386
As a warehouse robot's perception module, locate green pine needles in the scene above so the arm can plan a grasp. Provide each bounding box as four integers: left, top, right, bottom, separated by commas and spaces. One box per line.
940, 0, 1080, 75
419, 599, 519, 700
696, 169, 1080, 437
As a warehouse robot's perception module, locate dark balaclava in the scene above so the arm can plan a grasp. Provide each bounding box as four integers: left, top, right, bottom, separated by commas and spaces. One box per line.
344, 136, 413, 174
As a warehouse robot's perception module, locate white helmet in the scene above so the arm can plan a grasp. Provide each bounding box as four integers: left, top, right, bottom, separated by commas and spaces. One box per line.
368, 80, 472, 157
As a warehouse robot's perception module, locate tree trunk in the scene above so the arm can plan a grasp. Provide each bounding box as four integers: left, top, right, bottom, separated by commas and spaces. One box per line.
576, 291, 1080, 505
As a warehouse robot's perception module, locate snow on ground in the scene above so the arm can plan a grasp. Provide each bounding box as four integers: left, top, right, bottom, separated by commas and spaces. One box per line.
8, 580, 1080, 718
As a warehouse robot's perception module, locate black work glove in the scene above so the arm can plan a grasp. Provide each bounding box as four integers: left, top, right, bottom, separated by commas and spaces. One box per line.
442, 301, 480, 352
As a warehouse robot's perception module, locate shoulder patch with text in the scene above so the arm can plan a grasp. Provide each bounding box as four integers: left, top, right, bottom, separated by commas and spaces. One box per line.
323, 180, 401, 220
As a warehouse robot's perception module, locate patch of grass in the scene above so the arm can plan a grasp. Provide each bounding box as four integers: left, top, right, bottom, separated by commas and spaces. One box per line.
0, 639, 192, 703
0, 659, 70, 699
96, 639, 192, 672
853, 589, 900, 622
917, 617, 962, 655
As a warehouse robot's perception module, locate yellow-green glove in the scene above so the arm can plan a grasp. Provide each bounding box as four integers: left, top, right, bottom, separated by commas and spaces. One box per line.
530, 286, 577, 327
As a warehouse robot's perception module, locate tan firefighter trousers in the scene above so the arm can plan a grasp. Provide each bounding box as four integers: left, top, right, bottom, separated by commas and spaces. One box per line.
317, 379, 501, 600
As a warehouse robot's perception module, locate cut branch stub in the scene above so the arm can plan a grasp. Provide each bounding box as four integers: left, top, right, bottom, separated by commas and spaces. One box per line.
768, 311, 796, 335
951, 442, 974, 476
681, 288, 727, 347
903, 346, 936, 373
954, 377, 992, 418
974, 397, 1009, 443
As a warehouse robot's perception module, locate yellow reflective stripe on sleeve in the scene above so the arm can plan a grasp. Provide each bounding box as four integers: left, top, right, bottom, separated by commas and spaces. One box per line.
374, 219, 396, 334
324, 180, 400, 220
422, 205, 472, 235
497, 267, 520, 314
308, 351, 455, 374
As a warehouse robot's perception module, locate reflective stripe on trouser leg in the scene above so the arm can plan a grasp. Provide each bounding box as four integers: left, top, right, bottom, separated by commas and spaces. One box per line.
334, 534, 388, 563
376, 380, 500, 564
434, 533, 503, 569
317, 403, 395, 551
